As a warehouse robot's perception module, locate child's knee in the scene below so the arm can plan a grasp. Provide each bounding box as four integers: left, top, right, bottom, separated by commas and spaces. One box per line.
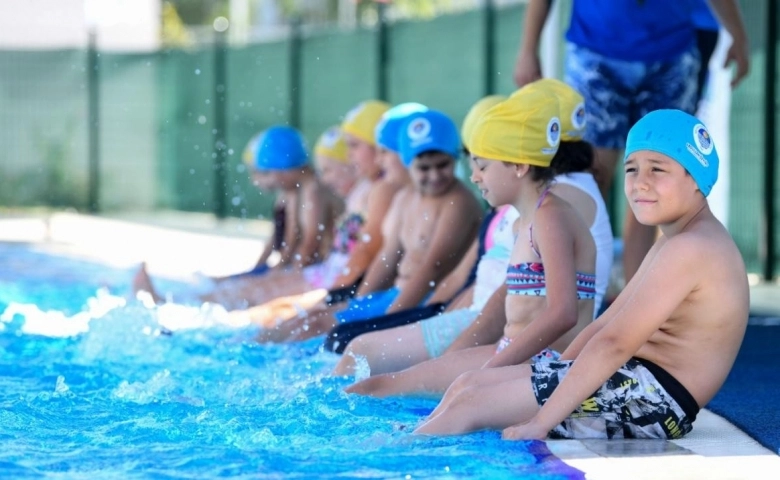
346, 334, 376, 358
450, 370, 479, 395
333, 354, 356, 376
345, 374, 383, 395
341, 343, 365, 369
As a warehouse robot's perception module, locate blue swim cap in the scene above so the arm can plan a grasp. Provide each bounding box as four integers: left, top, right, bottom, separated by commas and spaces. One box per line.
397, 109, 461, 167
251, 126, 309, 171
374, 102, 429, 153
624, 109, 719, 197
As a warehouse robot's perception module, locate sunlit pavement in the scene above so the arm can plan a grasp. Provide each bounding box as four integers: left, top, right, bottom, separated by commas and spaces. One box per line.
0, 210, 271, 280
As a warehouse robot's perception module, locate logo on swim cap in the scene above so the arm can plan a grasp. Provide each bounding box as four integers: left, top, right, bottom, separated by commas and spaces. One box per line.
572, 103, 586, 130
546, 117, 561, 147
321, 128, 339, 147
686, 143, 709, 167
693, 123, 713, 155
407, 117, 431, 141
345, 103, 364, 122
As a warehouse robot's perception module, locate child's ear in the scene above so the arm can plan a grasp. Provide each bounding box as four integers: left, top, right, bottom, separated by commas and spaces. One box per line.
512, 163, 530, 179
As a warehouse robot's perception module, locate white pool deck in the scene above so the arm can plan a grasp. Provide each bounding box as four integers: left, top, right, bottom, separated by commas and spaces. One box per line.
2, 209, 779, 479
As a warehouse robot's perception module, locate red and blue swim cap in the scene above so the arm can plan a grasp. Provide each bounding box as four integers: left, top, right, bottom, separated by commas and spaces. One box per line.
624, 109, 719, 197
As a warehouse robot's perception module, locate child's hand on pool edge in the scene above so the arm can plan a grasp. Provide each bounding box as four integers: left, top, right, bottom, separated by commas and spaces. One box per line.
502, 419, 548, 441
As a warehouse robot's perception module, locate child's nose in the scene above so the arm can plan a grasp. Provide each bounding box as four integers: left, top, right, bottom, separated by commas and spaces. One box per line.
634, 170, 651, 190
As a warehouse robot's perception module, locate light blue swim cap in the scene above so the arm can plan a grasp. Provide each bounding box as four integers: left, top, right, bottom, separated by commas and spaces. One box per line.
624, 109, 719, 197
398, 109, 461, 167
374, 102, 429, 153
251, 126, 309, 171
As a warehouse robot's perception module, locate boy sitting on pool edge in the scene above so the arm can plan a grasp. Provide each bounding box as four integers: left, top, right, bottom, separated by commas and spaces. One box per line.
412, 109, 750, 441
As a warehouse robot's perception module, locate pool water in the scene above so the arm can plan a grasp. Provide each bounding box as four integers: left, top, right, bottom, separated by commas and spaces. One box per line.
0, 243, 583, 479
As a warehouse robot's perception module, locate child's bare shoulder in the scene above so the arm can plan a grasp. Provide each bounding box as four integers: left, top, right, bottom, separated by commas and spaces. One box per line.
438, 181, 482, 212
655, 221, 746, 294
533, 195, 586, 234
369, 179, 406, 205
670, 220, 739, 260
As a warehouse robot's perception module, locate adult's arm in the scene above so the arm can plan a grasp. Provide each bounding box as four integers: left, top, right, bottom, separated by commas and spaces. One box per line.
513, 0, 555, 87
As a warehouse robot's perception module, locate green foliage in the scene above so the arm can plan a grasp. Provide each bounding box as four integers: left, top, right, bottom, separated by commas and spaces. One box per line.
364, 0, 455, 19
167, 0, 229, 25
166, 0, 456, 26
0, 130, 87, 209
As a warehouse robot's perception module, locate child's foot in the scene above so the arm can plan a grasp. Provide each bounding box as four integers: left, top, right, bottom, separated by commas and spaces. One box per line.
132, 262, 162, 304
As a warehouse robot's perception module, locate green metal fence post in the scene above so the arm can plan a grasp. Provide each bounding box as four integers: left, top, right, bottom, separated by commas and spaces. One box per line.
213, 28, 228, 219
762, 0, 777, 280
377, 3, 389, 101
289, 16, 302, 128
483, 0, 496, 96
87, 30, 100, 213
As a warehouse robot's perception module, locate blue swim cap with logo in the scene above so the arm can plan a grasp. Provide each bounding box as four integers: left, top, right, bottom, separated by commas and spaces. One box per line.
624, 109, 719, 197
251, 126, 309, 171
374, 102, 429, 153
397, 109, 461, 167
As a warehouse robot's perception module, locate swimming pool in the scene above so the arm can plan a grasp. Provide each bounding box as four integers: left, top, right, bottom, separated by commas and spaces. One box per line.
0, 242, 583, 479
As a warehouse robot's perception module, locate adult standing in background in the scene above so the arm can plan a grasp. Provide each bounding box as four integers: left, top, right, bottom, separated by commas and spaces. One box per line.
692, 0, 722, 110
513, 0, 749, 284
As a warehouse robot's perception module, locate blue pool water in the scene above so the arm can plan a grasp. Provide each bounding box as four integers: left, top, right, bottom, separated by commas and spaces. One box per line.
0, 242, 583, 479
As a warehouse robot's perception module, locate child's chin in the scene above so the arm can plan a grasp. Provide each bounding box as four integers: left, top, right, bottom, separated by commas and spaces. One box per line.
634, 214, 661, 226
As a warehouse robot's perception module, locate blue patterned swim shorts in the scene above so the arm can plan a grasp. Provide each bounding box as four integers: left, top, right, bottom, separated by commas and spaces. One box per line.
564, 42, 699, 149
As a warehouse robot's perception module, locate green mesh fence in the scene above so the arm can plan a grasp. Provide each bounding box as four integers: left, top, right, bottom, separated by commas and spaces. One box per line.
98, 52, 160, 211
300, 28, 379, 145
387, 11, 484, 121
224, 42, 291, 219
0, 50, 89, 208
728, 0, 773, 274
0, 1, 777, 276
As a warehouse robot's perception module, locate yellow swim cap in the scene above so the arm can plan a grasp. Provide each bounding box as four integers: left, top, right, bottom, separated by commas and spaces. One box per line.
314, 126, 349, 164
520, 78, 586, 142
461, 95, 506, 151
341, 100, 392, 145
469, 87, 561, 167
242, 132, 262, 168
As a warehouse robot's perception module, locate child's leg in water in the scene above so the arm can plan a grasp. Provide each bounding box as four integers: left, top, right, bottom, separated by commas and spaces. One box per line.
132, 262, 163, 304
415, 363, 538, 436
344, 344, 496, 398
332, 321, 430, 377
256, 303, 342, 343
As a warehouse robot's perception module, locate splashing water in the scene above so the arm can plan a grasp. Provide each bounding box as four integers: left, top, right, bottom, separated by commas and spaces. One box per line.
0, 243, 582, 479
